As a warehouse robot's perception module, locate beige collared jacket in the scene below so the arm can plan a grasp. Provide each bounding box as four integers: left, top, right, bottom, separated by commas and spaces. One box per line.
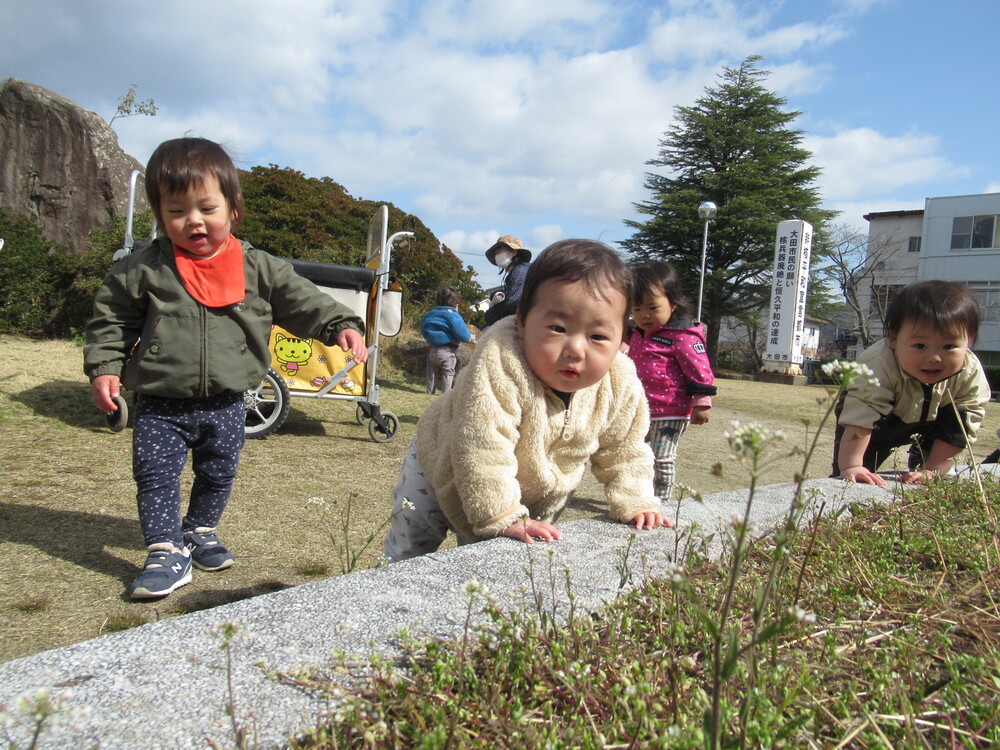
839, 338, 990, 445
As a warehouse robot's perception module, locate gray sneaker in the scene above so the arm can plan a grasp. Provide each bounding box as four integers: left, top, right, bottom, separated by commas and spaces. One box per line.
184, 529, 235, 572
130, 548, 192, 599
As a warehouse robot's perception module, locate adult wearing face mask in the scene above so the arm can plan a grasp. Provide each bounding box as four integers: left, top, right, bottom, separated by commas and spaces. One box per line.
483, 235, 532, 328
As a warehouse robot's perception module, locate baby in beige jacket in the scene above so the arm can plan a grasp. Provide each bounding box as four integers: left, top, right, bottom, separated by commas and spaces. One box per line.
384, 239, 669, 562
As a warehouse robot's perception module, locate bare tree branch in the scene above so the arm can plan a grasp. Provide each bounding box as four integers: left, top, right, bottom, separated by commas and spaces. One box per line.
816, 222, 900, 347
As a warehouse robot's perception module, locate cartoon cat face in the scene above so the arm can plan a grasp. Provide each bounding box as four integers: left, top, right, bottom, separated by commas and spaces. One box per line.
274, 334, 314, 364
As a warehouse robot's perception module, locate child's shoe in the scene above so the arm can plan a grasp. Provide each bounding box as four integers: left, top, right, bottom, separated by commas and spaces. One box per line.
129, 546, 192, 599
183, 528, 235, 572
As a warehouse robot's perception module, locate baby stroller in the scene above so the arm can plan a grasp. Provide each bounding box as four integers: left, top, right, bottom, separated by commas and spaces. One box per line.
244, 204, 408, 441
108, 171, 409, 443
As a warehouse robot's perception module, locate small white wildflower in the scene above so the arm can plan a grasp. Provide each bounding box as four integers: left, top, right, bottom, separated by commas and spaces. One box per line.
724, 420, 786, 462
306, 496, 328, 508
400, 498, 416, 511
207, 621, 246, 643
820, 359, 879, 388
666, 562, 686, 585
787, 605, 817, 623
17, 688, 56, 719
722, 420, 740, 442
464, 577, 485, 596
674, 483, 704, 502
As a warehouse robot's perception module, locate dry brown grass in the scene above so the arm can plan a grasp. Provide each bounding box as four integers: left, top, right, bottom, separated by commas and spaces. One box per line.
1, 334, 997, 663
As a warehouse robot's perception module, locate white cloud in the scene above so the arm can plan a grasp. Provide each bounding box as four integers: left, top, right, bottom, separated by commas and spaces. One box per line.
646, 0, 845, 65
441, 229, 502, 256
418, 0, 612, 49
824, 198, 925, 233
807, 127, 961, 201
530, 225, 565, 249
4, 0, 987, 288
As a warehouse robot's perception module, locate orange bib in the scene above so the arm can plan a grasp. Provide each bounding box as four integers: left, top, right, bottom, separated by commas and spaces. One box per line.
174, 234, 246, 307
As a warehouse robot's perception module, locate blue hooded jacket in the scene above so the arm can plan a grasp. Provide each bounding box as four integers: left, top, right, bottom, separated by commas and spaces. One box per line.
420, 306, 473, 346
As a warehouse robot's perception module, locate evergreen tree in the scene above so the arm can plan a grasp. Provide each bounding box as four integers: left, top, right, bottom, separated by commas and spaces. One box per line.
622, 56, 834, 362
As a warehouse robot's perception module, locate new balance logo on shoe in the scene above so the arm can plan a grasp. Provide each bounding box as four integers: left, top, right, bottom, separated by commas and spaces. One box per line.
129, 549, 193, 600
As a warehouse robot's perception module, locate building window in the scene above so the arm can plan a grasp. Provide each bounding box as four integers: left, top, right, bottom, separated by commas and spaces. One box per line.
977, 349, 1000, 367
907, 236, 921, 253
871, 284, 904, 317
968, 281, 1000, 324
951, 215, 1000, 249
952, 216, 972, 248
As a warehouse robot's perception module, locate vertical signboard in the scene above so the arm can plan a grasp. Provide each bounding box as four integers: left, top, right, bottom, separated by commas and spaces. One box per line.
762, 220, 813, 372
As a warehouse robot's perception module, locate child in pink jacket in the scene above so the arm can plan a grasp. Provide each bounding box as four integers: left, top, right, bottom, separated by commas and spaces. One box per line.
628, 261, 716, 501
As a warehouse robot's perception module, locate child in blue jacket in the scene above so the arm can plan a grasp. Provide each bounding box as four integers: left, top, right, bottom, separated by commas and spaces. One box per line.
420, 286, 475, 394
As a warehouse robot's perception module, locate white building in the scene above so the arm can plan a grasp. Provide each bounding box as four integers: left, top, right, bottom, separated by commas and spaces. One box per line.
858, 208, 924, 343
863, 193, 1000, 365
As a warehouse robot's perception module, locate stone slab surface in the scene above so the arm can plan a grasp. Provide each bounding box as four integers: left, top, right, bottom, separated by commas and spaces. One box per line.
0, 478, 905, 749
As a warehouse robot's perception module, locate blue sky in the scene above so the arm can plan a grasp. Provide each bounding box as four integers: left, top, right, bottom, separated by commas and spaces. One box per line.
3, 0, 998, 286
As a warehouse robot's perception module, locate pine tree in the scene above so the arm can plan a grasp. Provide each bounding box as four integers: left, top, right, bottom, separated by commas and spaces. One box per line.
622, 56, 833, 362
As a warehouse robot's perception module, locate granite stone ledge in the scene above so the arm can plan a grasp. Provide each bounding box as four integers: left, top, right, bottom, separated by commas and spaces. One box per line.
0, 478, 899, 749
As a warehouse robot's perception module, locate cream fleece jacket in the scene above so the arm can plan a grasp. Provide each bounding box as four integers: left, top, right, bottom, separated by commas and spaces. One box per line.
414, 317, 658, 541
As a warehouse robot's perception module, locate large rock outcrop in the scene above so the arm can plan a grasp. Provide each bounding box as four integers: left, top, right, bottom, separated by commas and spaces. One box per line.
0, 78, 145, 254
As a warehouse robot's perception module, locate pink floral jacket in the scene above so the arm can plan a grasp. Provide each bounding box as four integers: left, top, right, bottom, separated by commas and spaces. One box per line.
628, 320, 716, 419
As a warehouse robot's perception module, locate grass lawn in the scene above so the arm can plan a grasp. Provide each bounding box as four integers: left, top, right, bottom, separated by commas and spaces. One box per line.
1, 334, 998, 663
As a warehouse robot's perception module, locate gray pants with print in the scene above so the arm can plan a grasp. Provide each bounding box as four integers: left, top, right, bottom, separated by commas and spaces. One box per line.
647, 417, 689, 502
383, 438, 470, 562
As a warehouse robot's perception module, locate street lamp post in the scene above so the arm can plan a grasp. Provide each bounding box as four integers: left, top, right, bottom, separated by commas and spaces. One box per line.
696, 201, 717, 323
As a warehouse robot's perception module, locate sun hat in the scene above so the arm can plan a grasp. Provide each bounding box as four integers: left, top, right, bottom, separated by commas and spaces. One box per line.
485, 235, 532, 266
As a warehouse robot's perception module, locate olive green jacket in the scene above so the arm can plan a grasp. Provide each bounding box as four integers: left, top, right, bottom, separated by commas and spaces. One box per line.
84, 238, 364, 398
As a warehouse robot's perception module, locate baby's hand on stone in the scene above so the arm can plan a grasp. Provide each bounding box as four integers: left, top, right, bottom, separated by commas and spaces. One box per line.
501, 519, 561, 544
631, 511, 670, 530
840, 466, 886, 486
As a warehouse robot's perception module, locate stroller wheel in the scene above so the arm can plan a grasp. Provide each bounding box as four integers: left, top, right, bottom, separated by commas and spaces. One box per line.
245, 368, 291, 439
356, 403, 369, 425
368, 410, 398, 443
106, 395, 129, 432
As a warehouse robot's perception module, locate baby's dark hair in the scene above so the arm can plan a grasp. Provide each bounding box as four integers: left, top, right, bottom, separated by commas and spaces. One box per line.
631, 260, 692, 321
885, 280, 980, 343
517, 240, 632, 331
436, 286, 462, 307
145, 137, 245, 232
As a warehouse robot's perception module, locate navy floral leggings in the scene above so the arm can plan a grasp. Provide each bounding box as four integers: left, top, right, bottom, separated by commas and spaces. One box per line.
132, 393, 245, 548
